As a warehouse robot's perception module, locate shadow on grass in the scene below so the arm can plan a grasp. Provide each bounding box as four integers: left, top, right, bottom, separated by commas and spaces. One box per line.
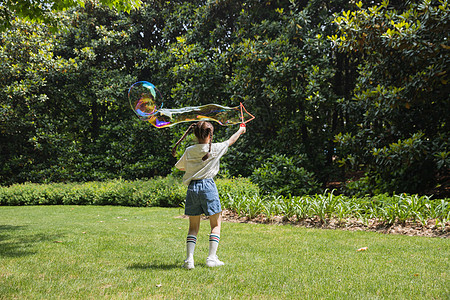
0, 225, 61, 257
127, 262, 181, 270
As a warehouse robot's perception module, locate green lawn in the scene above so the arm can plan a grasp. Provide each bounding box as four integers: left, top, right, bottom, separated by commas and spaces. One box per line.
0, 206, 449, 299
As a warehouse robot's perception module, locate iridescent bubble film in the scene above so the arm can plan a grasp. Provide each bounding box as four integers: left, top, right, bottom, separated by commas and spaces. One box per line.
128, 81, 163, 119
129, 82, 254, 128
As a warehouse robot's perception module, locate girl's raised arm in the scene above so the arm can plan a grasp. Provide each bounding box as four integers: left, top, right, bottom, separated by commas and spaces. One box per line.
227, 125, 246, 146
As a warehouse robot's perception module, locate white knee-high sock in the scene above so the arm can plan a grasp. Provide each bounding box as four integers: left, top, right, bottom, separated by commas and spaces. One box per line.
208, 234, 220, 258
186, 235, 197, 261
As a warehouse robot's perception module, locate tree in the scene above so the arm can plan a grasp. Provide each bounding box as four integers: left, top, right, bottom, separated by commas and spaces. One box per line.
2, 0, 447, 197
0, 1, 173, 183
0, 18, 76, 183
0, 0, 142, 31
48, 1, 176, 181
158, 0, 356, 186
330, 0, 450, 194
1, 0, 357, 188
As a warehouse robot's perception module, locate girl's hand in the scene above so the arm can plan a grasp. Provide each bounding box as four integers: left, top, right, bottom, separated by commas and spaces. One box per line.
239, 123, 246, 134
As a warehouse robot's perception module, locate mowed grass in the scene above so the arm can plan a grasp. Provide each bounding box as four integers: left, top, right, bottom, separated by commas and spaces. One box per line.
0, 206, 449, 299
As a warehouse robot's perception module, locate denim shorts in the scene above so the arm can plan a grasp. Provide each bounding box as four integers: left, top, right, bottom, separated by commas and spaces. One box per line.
185, 179, 222, 216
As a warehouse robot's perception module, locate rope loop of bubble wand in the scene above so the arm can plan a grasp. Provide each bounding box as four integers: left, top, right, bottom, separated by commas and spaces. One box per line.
239, 102, 255, 127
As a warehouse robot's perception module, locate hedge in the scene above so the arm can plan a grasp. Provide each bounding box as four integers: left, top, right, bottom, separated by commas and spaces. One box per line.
0, 177, 259, 207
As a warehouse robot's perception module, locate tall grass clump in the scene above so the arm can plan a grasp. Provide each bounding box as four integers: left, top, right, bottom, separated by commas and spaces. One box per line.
222, 191, 450, 228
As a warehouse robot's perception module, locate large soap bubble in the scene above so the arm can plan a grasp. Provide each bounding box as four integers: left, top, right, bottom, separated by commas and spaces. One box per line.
128, 81, 254, 128
128, 81, 163, 119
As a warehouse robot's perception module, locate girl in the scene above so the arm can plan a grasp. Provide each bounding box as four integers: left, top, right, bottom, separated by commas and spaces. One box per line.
172, 121, 246, 269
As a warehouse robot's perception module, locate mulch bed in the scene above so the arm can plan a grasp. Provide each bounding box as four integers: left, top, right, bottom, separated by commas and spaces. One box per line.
179, 210, 449, 238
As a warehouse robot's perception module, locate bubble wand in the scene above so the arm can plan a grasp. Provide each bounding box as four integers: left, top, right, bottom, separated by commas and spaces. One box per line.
128, 81, 255, 128
239, 101, 254, 128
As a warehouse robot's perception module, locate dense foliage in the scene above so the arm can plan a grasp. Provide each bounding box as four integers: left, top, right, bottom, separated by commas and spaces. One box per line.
331, 0, 450, 195
223, 192, 450, 229
0, 0, 142, 30
0, 177, 258, 207
1, 177, 448, 230
0, 0, 448, 196
250, 154, 321, 196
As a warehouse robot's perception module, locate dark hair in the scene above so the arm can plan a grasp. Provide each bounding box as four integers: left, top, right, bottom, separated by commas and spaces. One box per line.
172, 121, 214, 161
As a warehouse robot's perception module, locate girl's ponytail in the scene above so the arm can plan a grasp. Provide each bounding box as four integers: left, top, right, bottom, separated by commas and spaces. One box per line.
172, 121, 214, 160
202, 132, 213, 161
172, 123, 196, 157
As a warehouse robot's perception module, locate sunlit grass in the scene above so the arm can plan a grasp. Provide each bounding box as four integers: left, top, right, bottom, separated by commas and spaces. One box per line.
0, 206, 449, 299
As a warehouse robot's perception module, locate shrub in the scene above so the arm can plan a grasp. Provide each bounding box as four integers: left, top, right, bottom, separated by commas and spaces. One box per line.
0, 177, 259, 208
250, 154, 321, 196
216, 177, 259, 199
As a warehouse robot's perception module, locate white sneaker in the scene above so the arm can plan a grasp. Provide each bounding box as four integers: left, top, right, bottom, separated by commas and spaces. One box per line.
206, 255, 225, 267
182, 259, 195, 270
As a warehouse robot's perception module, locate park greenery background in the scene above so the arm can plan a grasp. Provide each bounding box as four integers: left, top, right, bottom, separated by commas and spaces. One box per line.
0, 0, 449, 199
0, 2, 449, 298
